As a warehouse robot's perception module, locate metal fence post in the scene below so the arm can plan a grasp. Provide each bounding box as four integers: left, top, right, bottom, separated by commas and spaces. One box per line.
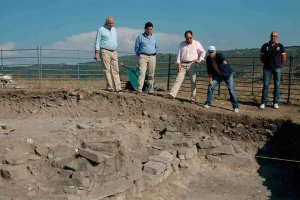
251, 57, 255, 96
77, 51, 80, 87
287, 55, 293, 104
37, 46, 41, 88
1, 50, 3, 72
39, 46, 43, 89
167, 54, 171, 91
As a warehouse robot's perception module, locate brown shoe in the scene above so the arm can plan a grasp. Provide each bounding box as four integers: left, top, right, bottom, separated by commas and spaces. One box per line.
136, 90, 142, 95
166, 94, 175, 99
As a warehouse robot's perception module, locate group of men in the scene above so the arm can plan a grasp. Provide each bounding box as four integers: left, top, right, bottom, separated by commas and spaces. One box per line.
94, 16, 286, 112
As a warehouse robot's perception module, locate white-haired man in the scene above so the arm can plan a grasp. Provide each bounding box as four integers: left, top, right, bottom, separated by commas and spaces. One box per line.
94, 16, 122, 92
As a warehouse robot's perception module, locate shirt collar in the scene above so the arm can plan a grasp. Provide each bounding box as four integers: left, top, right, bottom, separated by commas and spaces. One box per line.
143, 32, 152, 38
104, 24, 111, 30
268, 41, 279, 46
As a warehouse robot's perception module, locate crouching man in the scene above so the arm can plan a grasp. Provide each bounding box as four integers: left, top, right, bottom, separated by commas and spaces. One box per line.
204, 46, 239, 113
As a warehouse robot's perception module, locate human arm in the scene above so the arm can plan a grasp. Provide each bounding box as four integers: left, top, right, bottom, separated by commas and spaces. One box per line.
176, 45, 182, 71
134, 35, 140, 56
208, 74, 213, 85
94, 28, 101, 61
196, 41, 206, 63
281, 53, 287, 65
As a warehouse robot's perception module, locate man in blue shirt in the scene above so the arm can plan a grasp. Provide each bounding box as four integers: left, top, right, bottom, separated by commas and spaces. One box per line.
94, 16, 122, 92
134, 22, 157, 94
260, 31, 286, 109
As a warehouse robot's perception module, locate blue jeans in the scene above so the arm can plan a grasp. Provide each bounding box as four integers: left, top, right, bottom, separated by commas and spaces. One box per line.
205, 74, 239, 109
261, 68, 281, 104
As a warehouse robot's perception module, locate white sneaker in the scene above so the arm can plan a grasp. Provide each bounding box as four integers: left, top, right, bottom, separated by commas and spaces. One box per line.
274, 104, 279, 109
204, 104, 210, 109
260, 104, 265, 109
234, 108, 239, 113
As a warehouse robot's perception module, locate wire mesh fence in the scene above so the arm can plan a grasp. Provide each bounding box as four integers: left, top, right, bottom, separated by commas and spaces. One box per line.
0, 48, 299, 105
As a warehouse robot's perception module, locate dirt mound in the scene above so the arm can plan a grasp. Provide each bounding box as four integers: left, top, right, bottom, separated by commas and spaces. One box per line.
0, 90, 299, 200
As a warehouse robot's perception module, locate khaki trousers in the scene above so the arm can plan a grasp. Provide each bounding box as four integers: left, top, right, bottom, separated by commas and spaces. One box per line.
169, 63, 198, 100
100, 49, 122, 91
137, 54, 156, 92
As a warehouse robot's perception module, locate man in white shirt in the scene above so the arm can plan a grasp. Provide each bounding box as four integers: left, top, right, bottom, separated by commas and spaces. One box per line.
167, 30, 205, 102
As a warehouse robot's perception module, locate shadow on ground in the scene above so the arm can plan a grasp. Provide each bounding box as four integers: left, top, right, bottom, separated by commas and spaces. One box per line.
256, 120, 300, 199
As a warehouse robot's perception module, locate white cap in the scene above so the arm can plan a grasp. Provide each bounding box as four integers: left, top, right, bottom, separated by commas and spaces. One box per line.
208, 46, 216, 53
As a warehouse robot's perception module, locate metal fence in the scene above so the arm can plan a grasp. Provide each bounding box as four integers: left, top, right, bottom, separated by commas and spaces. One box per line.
0, 48, 299, 105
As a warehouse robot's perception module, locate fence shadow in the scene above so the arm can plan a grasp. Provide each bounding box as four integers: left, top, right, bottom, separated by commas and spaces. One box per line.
255, 120, 300, 199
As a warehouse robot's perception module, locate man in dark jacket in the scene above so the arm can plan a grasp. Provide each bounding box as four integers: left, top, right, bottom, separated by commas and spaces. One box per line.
204, 46, 239, 112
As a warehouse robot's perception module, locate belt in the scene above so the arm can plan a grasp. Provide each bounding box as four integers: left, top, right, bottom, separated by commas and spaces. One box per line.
140, 53, 156, 56
181, 61, 194, 64
101, 48, 115, 52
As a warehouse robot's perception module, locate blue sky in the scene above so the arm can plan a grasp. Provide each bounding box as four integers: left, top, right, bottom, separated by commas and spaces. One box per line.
0, 0, 299, 53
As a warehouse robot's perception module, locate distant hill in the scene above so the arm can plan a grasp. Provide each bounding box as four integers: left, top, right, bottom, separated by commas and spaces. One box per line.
2, 46, 299, 79
222, 46, 300, 57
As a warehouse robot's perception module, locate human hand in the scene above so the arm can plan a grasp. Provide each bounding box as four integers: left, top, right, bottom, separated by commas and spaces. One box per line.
94, 52, 100, 61
178, 64, 182, 72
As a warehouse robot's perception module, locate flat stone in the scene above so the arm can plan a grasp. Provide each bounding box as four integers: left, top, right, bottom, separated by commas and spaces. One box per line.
83, 141, 118, 154
79, 148, 112, 164
209, 145, 235, 155
206, 155, 222, 163
159, 151, 174, 162
162, 131, 183, 140
64, 160, 79, 171
57, 169, 73, 178
220, 153, 254, 168
196, 139, 213, 149
103, 157, 119, 175
148, 155, 172, 166
143, 172, 164, 187
173, 140, 193, 148
88, 176, 132, 200
152, 140, 173, 150
35, 145, 49, 157
177, 146, 197, 159
143, 161, 166, 175
53, 157, 70, 169
72, 171, 90, 188
3, 150, 29, 165
38, 185, 56, 193
165, 125, 177, 132
63, 186, 79, 195
53, 144, 72, 159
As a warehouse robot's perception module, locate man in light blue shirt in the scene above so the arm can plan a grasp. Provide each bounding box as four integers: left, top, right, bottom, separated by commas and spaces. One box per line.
134, 22, 157, 94
94, 16, 122, 92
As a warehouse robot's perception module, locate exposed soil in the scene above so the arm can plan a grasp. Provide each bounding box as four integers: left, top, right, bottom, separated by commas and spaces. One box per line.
0, 89, 299, 200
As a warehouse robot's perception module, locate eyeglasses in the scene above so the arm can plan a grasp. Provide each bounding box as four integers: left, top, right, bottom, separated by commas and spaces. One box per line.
271, 35, 278, 38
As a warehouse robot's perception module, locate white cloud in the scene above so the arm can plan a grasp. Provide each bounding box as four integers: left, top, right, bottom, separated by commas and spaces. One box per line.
45, 27, 182, 54
0, 42, 16, 56
0, 42, 16, 50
